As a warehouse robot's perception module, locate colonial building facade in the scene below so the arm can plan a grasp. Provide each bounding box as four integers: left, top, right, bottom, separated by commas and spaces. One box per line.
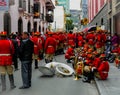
0, 0, 54, 35
108, 0, 120, 35
88, 0, 108, 30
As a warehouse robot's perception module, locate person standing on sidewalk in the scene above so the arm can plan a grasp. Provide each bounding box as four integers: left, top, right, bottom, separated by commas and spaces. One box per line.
0, 31, 16, 91
10, 33, 19, 71
19, 32, 34, 89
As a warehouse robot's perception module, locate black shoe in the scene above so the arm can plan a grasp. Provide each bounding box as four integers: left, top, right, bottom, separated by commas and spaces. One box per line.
35, 67, 38, 69
19, 86, 30, 89
29, 84, 31, 87
82, 79, 90, 83
11, 85, 16, 89
14, 68, 19, 71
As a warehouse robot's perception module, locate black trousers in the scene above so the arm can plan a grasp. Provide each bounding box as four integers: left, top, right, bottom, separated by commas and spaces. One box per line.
21, 60, 32, 87
13, 55, 18, 69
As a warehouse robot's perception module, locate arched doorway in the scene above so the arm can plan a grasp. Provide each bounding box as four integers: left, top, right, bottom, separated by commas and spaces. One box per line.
18, 17, 23, 35
27, 21, 31, 33
34, 22, 37, 32
101, 18, 103, 25
4, 12, 11, 35
39, 25, 41, 32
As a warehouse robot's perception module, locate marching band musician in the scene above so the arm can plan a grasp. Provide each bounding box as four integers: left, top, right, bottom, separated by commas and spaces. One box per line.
31, 32, 43, 69
74, 57, 84, 80
86, 31, 95, 49
67, 31, 75, 48
44, 32, 57, 63
111, 44, 120, 68
65, 45, 75, 63
93, 54, 109, 80
77, 32, 84, 50
0, 31, 16, 91
82, 53, 94, 83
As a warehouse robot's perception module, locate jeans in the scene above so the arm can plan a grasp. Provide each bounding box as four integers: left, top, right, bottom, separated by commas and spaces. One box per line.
21, 60, 32, 87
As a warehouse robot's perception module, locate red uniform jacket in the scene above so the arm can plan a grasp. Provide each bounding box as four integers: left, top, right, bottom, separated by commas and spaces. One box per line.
67, 33, 75, 47
78, 35, 84, 47
86, 33, 95, 45
31, 36, 43, 55
52, 34, 59, 47
96, 34, 102, 42
65, 47, 74, 59
95, 42, 102, 48
112, 47, 120, 54
98, 61, 109, 80
93, 57, 101, 68
44, 36, 56, 54
0, 39, 14, 66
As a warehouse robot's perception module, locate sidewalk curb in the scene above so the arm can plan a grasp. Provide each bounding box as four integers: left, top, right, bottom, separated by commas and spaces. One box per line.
95, 78, 108, 95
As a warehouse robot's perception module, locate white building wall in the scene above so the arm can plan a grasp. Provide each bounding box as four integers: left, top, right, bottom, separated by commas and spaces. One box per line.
0, 0, 34, 33
9, 0, 19, 32
0, 12, 4, 31
52, 6, 64, 31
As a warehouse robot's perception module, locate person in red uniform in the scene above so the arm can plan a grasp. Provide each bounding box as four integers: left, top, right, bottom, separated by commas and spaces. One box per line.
77, 32, 84, 49
111, 44, 120, 68
0, 31, 16, 91
44, 32, 57, 63
65, 45, 75, 63
95, 30, 103, 54
94, 54, 109, 80
67, 31, 75, 47
82, 53, 94, 83
86, 31, 95, 49
31, 31, 42, 69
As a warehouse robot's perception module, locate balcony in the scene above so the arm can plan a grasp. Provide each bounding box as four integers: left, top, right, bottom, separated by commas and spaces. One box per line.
18, 0, 26, 12
46, 14, 53, 22
46, 0, 55, 10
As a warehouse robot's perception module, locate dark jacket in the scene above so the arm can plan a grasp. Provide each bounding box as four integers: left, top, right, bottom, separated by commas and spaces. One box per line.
19, 39, 34, 61
12, 39, 19, 57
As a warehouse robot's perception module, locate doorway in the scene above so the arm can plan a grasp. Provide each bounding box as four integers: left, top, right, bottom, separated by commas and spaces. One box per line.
4, 12, 11, 35
18, 17, 23, 35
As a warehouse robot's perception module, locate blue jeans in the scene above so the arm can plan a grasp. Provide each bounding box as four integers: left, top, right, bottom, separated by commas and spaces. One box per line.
21, 60, 32, 87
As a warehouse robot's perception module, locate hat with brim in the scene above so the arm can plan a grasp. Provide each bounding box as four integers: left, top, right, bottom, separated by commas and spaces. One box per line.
0, 31, 7, 36
100, 54, 106, 58
34, 31, 40, 36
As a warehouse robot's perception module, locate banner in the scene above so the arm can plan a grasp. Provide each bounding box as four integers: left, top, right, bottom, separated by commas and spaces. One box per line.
0, 0, 9, 11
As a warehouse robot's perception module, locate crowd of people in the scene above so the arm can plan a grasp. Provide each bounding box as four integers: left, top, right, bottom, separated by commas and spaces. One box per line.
64, 29, 120, 83
0, 29, 119, 91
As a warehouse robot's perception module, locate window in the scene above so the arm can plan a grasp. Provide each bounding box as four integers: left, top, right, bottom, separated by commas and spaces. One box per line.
28, 0, 30, 13
19, 0, 22, 8
19, 0, 26, 11
33, 3, 40, 18
23, 0, 26, 11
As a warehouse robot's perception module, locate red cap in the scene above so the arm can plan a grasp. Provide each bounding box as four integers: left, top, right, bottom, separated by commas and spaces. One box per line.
34, 31, 40, 36
0, 31, 7, 36
100, 54, 105, 58
48, 31, 53, 35
87, 54, 92, 58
